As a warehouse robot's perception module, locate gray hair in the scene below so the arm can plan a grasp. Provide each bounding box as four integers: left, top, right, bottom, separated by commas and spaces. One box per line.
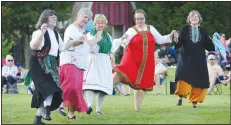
77, 8, 93, 17
35, 9, 56, 29
186, 10, 203, 24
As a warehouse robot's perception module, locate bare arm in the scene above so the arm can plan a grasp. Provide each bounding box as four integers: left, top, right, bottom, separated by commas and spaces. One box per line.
30, 23, 48, 50
30, 30, 44, 50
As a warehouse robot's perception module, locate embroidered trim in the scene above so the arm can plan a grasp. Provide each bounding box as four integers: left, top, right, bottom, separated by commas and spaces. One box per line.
134, 33, 148, 87
113, 67, 131, 84
189, 25, 201, 43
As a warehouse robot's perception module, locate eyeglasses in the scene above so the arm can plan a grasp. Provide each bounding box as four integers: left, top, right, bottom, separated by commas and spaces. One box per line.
7, 60, 13, 62
190, 16, 199, 19
135, 17, 145, 21
209, 59, 215, 61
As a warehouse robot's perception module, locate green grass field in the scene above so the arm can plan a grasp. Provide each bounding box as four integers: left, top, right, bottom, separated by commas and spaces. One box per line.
1, 68, 230, 124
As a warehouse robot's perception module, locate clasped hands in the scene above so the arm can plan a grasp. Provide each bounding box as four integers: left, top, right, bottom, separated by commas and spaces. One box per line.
71, 31, 103, 47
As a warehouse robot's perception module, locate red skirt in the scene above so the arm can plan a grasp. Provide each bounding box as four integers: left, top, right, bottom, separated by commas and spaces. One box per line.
113, 33, 155, 91
59, 64, 87, 112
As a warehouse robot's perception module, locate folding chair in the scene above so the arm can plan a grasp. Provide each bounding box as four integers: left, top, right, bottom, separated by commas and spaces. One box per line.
211, 77, 225, 95
211, 83, 222, 95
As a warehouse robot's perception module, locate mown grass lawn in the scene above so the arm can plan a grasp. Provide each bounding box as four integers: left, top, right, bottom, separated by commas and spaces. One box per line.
1, 68, 230, 124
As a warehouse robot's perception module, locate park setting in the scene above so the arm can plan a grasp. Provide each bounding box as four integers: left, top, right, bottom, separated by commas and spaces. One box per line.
1, 1, 230, 124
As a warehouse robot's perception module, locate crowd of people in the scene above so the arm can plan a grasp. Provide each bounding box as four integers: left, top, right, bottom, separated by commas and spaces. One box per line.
1, 8, 230, 124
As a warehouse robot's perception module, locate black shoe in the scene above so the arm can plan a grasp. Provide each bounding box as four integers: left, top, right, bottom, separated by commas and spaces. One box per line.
43, 106, 52, 121
192, 102, 197, 108
176, 99, 182, 106
57, 107, 67, 116
86, 106, 92, 115
34, 115, 45, 124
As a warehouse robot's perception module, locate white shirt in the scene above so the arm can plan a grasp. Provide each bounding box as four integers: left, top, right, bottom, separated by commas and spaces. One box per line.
111, 25, 172, 53
59, 24, 90, 70
155, 62, 167, 78
2, 65, 18, 78
32, 28, 65, 57
86, 32, 113, 54
207, 63, 224, 78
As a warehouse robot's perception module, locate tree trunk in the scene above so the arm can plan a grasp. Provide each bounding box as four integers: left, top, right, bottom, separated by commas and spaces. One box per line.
24, 34, 30, 69
12, 36, 25, 67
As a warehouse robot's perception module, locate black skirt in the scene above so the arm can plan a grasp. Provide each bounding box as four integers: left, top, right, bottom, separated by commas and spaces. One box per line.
30, 55, 62, 111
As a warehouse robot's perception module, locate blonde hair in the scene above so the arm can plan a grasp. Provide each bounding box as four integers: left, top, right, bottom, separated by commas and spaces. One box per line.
6, 55, 14, 61
187, 10, 203, 24
94, 14, 108, 24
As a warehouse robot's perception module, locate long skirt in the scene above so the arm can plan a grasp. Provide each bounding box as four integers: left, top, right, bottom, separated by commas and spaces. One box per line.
83, 53, 113, 95
59, 64, 87, 112
30, 55, 62, 111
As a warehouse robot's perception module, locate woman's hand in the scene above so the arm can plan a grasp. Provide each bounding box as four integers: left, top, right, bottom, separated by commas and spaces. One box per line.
171, 30, 178, 43
40, 23, 48, 35
92, 31, 102, 42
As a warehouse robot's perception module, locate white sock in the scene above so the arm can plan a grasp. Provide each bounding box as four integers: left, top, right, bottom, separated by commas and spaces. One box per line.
44, 94, 53, 107
36, 104, 45, 116
85, 90, 95, 107
96, 92, 105, 112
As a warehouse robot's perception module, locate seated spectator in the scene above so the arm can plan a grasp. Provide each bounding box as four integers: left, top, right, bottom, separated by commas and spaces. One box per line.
1, 55, 18, 94
206, 54, 229, 95
213, 32, 228, 63
219, 33, 228, 49
158, 45, 175, 66
226, 37, 231, 52
154, 54, 167, 95
15, 62, 27, 83
167, 45, 178, 64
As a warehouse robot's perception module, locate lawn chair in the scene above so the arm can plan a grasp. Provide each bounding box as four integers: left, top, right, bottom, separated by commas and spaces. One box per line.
210, 76, 229, 95
211, 83, 222, 95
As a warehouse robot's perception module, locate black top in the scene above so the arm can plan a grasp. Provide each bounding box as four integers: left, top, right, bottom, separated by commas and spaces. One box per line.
174, 24, 215, 88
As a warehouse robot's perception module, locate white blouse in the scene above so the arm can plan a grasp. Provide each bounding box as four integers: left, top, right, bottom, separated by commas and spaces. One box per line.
111, 25, 172, 53
59, 24, 90, 70
86, 32, 113, 54
207, 63, 224, 78
32, 28, 65, 57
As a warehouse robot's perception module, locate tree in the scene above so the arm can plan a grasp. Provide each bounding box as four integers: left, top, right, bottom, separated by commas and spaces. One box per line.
136, 2, 230, 37
1, 2, 73, 68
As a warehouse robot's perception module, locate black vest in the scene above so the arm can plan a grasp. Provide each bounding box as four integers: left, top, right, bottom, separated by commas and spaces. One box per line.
31, 30, 59, 60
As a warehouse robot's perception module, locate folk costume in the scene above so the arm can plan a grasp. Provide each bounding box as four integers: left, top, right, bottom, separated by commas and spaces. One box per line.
30, 28, 64, 119
174, 24, 215, 103
83, 28, 113, 114
59, 24, 89, 113
112, 25, 172, 91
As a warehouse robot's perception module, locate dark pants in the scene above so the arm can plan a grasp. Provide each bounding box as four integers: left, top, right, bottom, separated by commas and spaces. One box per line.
1, 75, 18, 94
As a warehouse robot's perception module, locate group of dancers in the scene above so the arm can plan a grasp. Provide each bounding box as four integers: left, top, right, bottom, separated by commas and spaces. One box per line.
29, 8, 215, 124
